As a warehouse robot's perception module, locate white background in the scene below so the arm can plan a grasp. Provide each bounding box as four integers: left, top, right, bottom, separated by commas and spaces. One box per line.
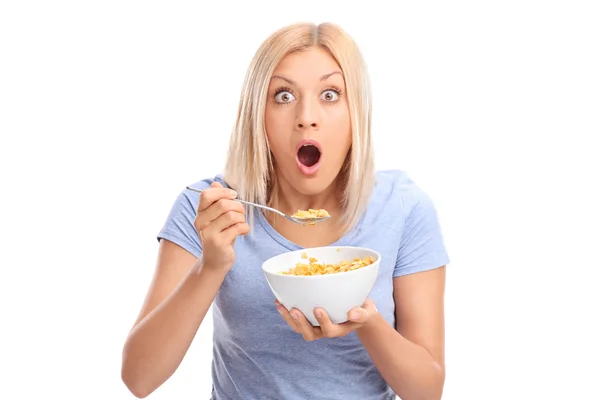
1, 1, 599, 399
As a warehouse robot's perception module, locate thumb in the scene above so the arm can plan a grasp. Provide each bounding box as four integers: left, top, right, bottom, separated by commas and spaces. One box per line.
348, 308, 369, 323
210, 181, 223, 188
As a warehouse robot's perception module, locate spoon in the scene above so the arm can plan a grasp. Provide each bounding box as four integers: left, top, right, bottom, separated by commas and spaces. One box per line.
185, 186, 331, 226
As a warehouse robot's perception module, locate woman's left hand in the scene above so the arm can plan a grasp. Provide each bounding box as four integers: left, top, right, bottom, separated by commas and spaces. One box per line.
275, 298, 379, 341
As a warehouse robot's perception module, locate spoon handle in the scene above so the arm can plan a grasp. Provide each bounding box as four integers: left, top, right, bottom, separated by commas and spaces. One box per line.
185, 187, 286, 217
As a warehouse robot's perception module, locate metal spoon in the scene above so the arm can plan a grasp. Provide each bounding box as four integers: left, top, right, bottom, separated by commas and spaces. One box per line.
185, 186, 331, 226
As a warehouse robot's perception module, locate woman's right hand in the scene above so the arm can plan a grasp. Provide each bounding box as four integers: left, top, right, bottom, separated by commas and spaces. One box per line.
194, 181, 250, 271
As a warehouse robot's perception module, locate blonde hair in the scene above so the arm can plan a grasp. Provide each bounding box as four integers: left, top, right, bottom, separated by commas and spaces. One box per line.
223, 22, 375, 233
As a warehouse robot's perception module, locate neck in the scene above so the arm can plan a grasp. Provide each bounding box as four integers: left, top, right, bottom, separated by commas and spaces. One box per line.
270, 174, 342, 218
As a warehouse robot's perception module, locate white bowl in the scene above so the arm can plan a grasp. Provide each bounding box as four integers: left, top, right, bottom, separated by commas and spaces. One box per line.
262, 246, 380, 326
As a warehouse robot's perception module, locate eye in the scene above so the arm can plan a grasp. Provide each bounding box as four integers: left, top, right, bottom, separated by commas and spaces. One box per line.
321, 89, 339, 102
275, 90, 296, 103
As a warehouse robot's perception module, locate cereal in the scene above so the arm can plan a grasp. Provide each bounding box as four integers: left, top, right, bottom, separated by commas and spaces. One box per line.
280, 255, 376, 276
291, 209, 330, 219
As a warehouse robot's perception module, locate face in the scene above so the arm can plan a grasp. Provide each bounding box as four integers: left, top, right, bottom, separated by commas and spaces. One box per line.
265, 46, 351, 197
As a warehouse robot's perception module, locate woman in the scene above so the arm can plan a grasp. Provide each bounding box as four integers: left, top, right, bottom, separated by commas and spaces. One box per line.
121, 22, 450, 400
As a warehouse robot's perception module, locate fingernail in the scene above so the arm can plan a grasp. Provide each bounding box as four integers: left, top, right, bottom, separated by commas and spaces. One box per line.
276, 305, 283, 313
351, 311, 360, 320
292, 311, 299, 320
315, 309, 322, 318
230, 190, 237, 198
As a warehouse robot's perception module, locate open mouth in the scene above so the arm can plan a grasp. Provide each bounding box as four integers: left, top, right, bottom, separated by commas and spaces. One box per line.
297, 144, 321, 167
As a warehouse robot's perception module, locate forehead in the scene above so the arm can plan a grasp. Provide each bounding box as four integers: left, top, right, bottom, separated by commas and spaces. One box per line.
272, 47, 343, 84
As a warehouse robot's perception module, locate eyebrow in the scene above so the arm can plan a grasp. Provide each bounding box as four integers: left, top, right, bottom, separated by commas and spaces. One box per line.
270, 71, 343, 86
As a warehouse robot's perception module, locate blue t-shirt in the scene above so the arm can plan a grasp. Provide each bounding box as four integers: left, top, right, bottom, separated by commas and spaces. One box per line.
157, 169, 450, 400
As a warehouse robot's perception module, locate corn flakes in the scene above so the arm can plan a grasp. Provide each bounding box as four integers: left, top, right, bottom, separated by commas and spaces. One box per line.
291, 209, 330, 219
280, 255, 376, 276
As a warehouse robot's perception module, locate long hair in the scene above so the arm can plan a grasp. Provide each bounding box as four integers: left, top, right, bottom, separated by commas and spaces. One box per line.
223, 22, 375, 233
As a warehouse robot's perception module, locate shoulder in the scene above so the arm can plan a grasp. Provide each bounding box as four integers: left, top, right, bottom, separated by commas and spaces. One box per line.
370, 170, 450, 275
361, 169, 445, 243
186, 173, 229, 191
179, 173, 229, 202
169, 174, 228, 210
156, 173, 226, 257
370, 169, 432, 218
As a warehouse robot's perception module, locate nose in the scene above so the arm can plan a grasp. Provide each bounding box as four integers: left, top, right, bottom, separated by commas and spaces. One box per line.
296, 98, 319, 129
297, 121, 317, 129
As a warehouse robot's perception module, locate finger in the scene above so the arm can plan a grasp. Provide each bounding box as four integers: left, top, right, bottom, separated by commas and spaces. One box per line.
203, 209, 246, 237
314, 308, 345, 338
347, 307, 370, 324
362, 298, 379, 314
220, 222, 251, 243
196, 199, 245, 231
204, 198, 245, 222
290, 308, 322, 341
198, 185, 238, 211
276, 302, 301, 334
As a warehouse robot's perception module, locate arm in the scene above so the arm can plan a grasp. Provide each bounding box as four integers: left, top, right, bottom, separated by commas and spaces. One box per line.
275, 180, 449, 397
358, 184, 449, 399
356, 266, 446, 400
121, 239, 226, 398
121, 181, 247, 398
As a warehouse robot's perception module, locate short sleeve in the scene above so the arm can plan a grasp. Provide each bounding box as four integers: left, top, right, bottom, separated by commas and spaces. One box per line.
156, 184, 207, 258
394, 190, 450, 277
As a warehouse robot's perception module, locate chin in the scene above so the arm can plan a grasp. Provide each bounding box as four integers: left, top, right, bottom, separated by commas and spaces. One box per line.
292, 166, 342, 195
